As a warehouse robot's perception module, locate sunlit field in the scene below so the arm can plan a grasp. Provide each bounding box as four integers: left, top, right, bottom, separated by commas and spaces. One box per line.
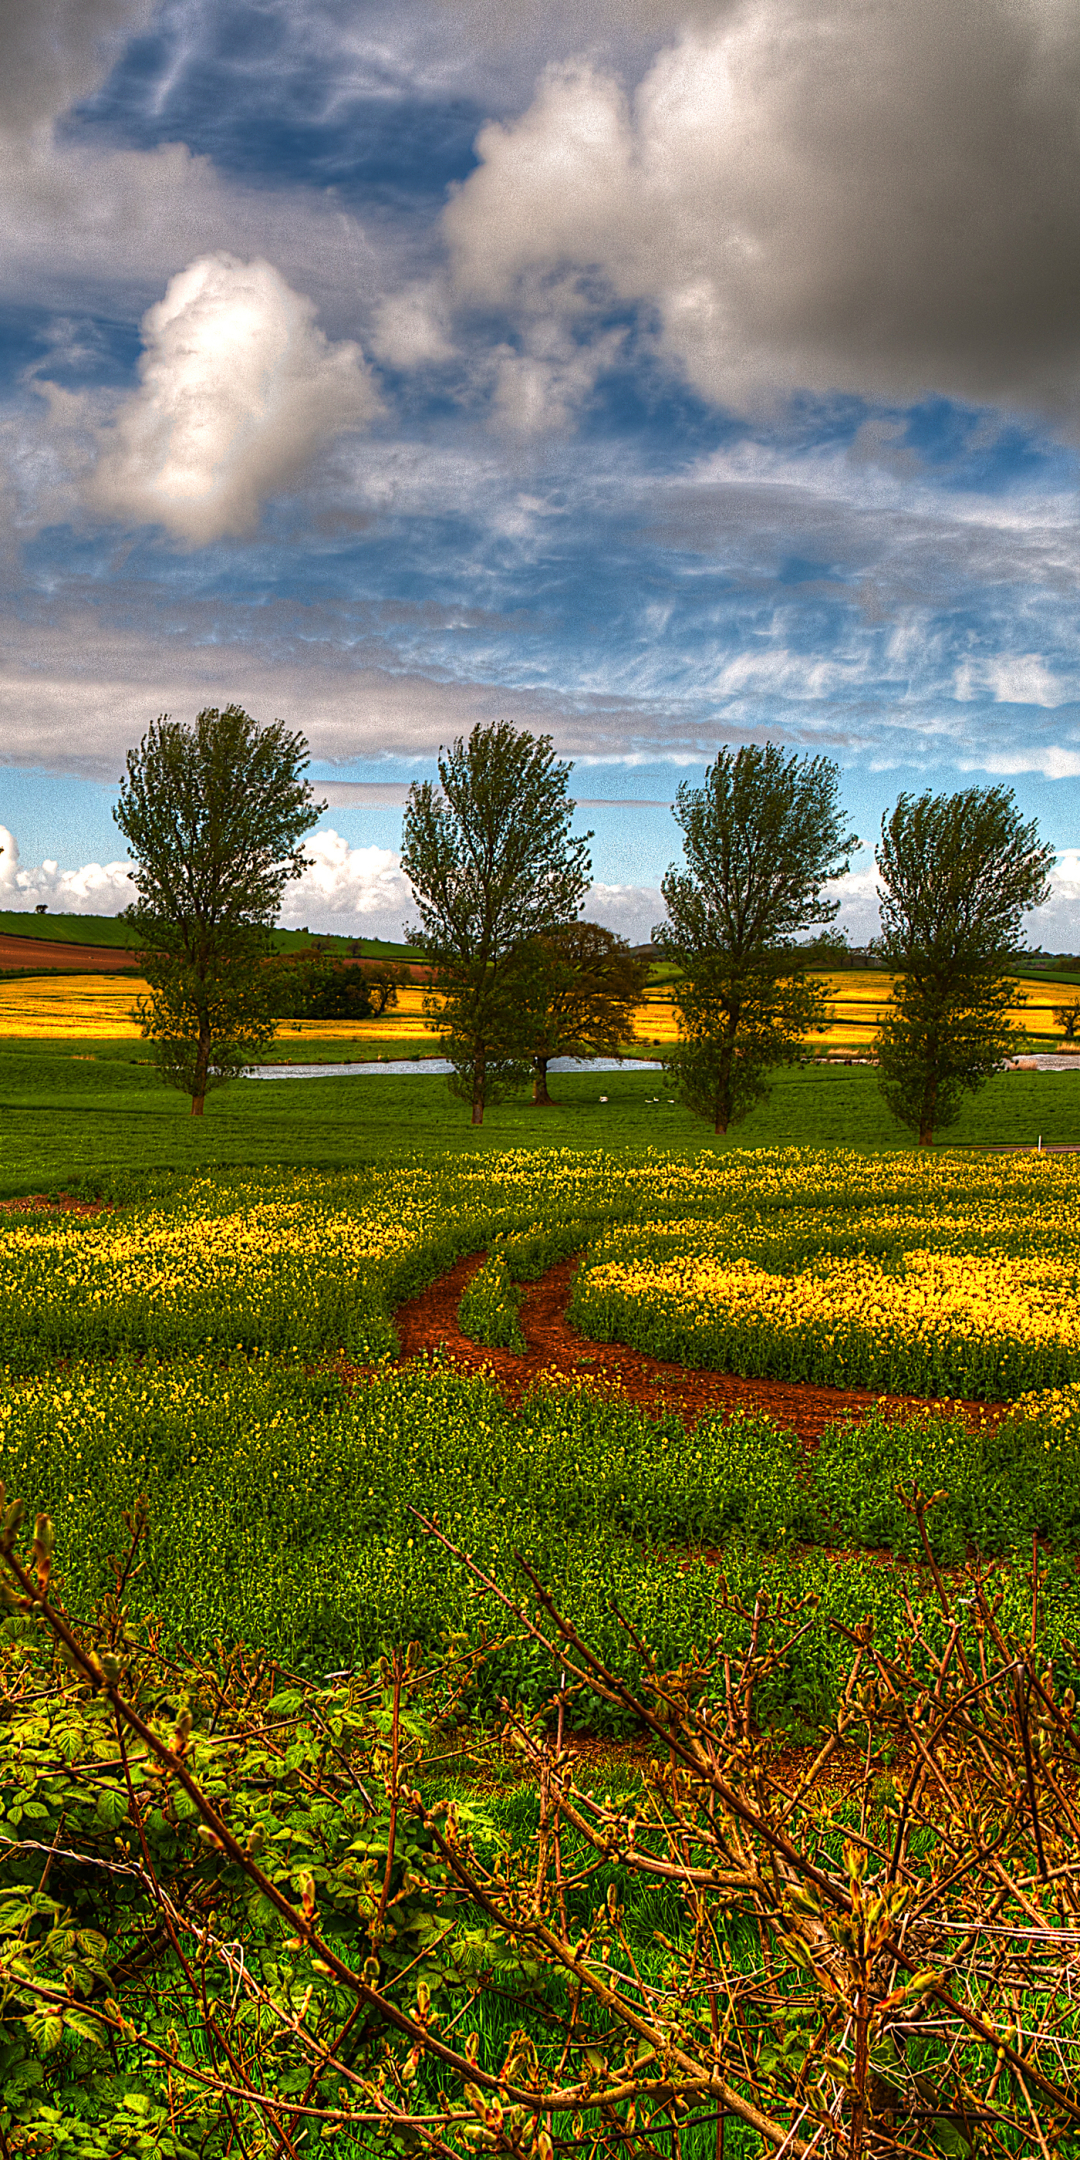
0, 973, 682, 1047
0, 976, 439, 1045
0, 969, 1070, 1050
814, 968, 1077, 1049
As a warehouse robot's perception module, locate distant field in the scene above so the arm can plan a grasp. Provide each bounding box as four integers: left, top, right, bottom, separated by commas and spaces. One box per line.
0, 974, 678, 1046
0, 965, 1070, 1054
0, 975, 437, 1043
816, 970, 1073, 1048
0, 908, 413, 960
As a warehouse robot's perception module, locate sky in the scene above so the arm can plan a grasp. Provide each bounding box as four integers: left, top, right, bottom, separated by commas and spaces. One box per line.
5, 0, 1080, 945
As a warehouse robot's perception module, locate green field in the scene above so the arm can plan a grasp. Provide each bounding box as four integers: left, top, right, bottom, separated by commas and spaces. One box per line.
3, 1036, 1080, 1198
6, 1038, 1080, 2154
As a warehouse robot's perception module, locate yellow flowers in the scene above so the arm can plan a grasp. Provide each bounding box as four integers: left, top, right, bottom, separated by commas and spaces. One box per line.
0, 974, 147, 1037
568, 1146, 1080, 1400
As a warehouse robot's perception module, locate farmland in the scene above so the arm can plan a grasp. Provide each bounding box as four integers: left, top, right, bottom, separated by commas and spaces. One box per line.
5, 1027, 1080, 2153
4, 1143, 1080, 1692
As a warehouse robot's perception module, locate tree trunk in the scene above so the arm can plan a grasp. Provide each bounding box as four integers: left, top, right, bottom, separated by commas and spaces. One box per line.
191, 1016, 211, 1119
714, 1032, 736, 1134
918, 1069, 936, 1146
532, 1056, 552, 1105
471, 1048, 485, 1126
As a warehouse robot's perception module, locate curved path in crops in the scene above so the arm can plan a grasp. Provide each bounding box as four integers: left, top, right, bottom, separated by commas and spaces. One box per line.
391, 1252, 1005, 1441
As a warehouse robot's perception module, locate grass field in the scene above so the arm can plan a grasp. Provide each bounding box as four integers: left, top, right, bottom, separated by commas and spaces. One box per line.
6, 1017, 1080, 2152
3, 1033, 1080, 1199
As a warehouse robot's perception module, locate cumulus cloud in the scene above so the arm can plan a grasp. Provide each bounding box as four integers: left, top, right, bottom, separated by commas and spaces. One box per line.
288, 831, 414, 937
444, 0, 1080, 424
0, 823, 413, 939
825, 863, 883, 947
369, 284, 456, 370
1024, 853, 1080, 949
82, 255, 381, 543
0, 824, 135, 912
585, 881, 664, 945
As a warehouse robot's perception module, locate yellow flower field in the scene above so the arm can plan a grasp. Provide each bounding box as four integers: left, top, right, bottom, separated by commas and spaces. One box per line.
0, 976, 436, 1043
573, 1245, 1080, 1397
0, 963, 1069, 1051
812, 971, 1071, 1049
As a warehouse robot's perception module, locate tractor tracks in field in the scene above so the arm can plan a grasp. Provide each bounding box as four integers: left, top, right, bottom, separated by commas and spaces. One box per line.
386, 1249, 1004, 1442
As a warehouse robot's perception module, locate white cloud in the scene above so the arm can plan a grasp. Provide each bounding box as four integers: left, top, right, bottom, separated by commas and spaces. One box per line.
957, 747, 1080, 780
1026, 852, 1080, 948
443, 0, 1080, 424
0, 823, 412, 939
288, 830, 414, 937
82, 255, 381, 544
955, 654, 1068, 708
369, 284, 456, 369
586, 881, 664, 944
826, 863, 882, 946
0, 824, 135, 911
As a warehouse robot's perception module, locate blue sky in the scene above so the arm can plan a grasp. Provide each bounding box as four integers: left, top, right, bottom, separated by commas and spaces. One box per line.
4, 0, 1080, 943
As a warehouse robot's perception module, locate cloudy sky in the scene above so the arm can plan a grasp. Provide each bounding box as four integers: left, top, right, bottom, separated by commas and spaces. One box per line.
5, 0, 1080, 944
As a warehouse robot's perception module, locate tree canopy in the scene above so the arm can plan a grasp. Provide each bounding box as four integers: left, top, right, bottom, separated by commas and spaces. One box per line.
874, 786, 1054, 1143
114, 707, 324, 1114
520, 922, 648, 1103
401, 723, 591, 1122
656, 745, 856, 1132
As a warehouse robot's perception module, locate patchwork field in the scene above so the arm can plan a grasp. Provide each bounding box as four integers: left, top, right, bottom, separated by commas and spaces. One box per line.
6, 1117, 1080, 2152
4, 1144, 1080, 1698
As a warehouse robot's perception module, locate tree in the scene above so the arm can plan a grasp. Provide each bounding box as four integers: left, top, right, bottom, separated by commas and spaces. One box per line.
1053, 995, 1080, 1045
271, 953, 403, 1022
874, 787, 1054, 1143
655, 745, 856, 1132
401, 723, 592, 1123
521, 921, 648, 1102
114, 707, 324, 1115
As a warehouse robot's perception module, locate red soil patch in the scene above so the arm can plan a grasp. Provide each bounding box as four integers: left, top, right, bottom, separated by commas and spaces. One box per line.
0, 933, 139, 972
390, 1252, 1005, 1441
0, 1193, 104, 1216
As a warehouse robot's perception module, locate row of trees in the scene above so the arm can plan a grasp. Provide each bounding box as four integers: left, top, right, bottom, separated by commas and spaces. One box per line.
113, 707, 1055, 1142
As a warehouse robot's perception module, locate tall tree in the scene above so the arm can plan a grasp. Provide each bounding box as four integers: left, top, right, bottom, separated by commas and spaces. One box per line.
401, 723, 592, 1123
656, 745, 856, 1133
522, 921, 648, 1103
114, 707, 324, 1115
874, 787, 1054, 1144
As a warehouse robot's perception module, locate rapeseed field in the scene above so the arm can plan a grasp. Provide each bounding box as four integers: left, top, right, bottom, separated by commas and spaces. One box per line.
4, 1145, 1080, 1715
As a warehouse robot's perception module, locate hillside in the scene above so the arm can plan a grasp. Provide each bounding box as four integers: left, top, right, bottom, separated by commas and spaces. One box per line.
0, 910, 415, 971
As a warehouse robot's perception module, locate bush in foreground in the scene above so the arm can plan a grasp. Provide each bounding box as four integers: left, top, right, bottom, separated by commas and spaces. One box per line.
3, 1493, 1080, 2157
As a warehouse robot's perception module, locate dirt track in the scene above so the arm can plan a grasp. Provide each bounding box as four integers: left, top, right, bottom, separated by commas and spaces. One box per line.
390, 1250, 1004, 1440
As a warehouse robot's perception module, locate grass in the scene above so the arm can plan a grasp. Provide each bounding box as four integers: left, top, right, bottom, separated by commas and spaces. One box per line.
0, 907, 415, 960
2, 1038, 1080, 1197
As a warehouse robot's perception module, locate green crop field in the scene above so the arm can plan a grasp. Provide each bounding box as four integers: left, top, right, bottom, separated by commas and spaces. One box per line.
5, 1033, 1080, 2155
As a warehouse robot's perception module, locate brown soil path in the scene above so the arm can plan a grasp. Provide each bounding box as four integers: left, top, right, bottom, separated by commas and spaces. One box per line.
392, 1251, 1005, 1439
0, 1193, 103, 1216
